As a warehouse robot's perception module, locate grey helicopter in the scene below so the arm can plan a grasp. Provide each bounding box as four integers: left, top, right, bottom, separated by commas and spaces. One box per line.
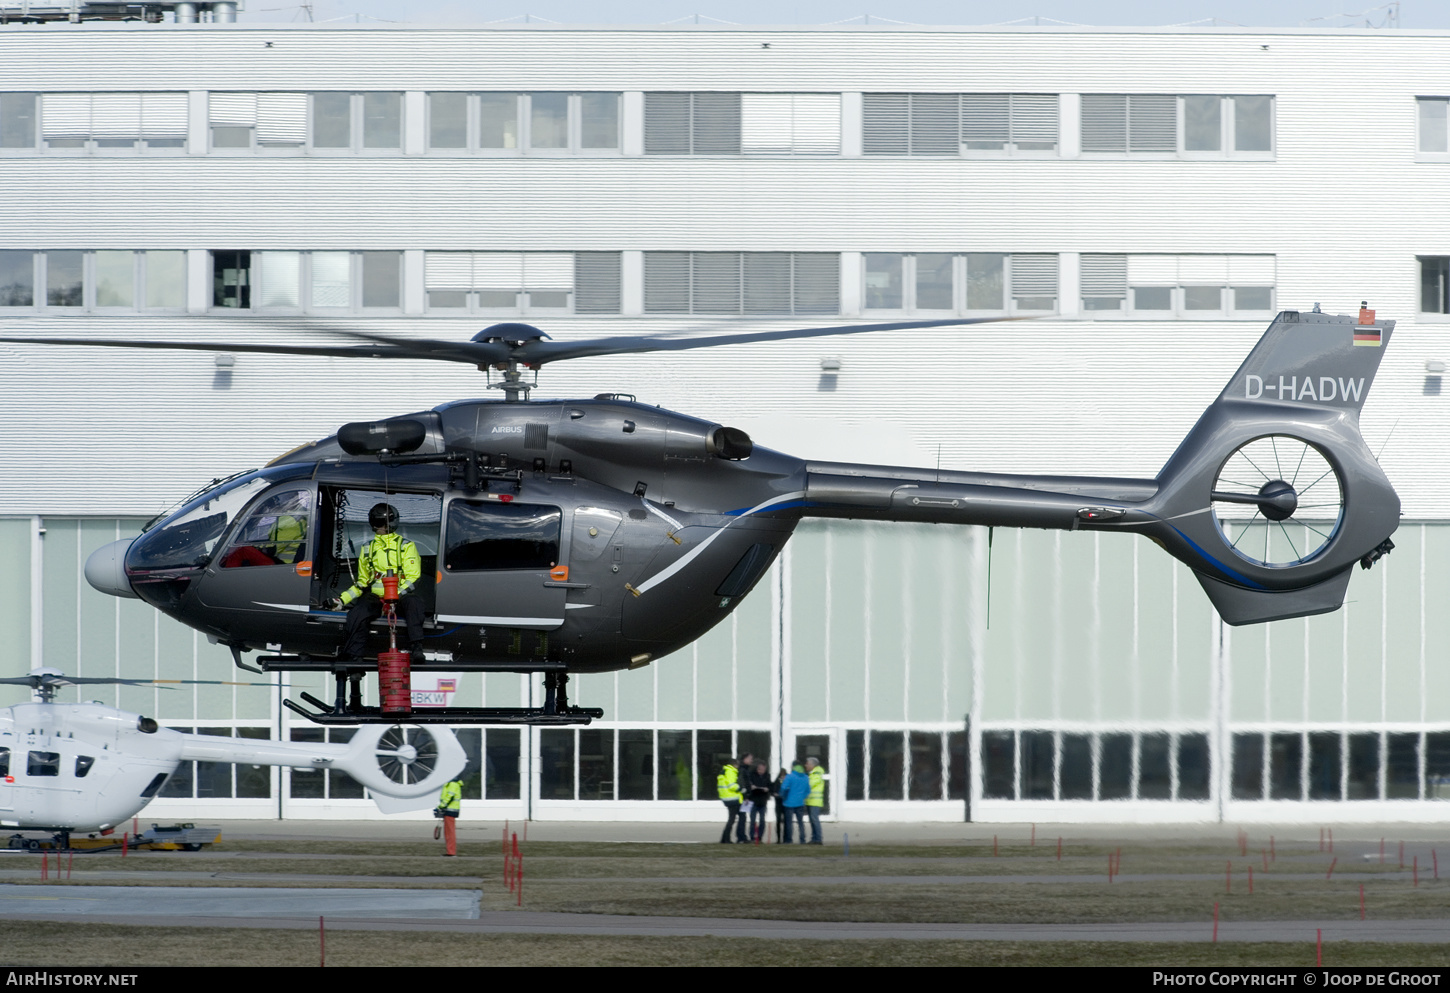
6, 305, 1400, 727
0, 668, 466, 848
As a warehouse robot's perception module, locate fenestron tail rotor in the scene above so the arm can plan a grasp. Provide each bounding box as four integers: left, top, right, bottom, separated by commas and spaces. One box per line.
1210, 435, 1345, 568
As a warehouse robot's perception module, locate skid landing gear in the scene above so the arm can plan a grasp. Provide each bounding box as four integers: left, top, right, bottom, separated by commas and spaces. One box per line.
253, 654, 603, 726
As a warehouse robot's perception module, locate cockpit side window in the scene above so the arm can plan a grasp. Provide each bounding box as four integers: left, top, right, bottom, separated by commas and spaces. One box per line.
219, 489, 312, 568
0, 746, 9, 776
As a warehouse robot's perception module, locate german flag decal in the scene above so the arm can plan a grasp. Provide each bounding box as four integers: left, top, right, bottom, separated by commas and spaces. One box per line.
1354, 328, 1382, 347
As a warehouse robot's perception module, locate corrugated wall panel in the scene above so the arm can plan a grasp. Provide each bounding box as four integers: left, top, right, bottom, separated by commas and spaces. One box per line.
0, 25, 1444, 521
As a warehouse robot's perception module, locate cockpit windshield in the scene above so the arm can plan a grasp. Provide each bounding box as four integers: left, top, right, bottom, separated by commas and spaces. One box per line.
127, 477, 272, 573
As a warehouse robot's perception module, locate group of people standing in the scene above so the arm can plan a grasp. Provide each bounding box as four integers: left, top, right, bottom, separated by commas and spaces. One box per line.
716, 753, 826, 845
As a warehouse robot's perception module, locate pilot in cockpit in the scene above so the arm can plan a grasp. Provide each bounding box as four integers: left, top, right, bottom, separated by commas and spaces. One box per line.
325, 503, 427, 664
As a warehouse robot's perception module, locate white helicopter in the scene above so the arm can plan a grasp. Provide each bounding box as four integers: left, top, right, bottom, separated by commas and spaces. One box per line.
0, 668, 466, 848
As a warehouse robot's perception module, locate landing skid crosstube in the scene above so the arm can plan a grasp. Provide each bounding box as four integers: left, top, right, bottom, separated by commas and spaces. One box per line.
251, 654, 602, 726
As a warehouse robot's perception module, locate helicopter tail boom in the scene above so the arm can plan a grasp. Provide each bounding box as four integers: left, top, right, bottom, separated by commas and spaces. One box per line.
798, 308, 1399, 625
178, 724, 466, 813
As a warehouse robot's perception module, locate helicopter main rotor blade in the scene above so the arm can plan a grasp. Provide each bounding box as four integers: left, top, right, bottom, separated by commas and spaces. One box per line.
511, 315, 1035, 365
0, 334, 512, 367
0, 315, 1031, 372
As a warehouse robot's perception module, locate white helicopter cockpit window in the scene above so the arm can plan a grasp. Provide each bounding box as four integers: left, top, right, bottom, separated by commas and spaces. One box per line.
129, 477, 271, 573
445, 502, 561, 571
219, 489, 312, 568
0, 747, 8, 776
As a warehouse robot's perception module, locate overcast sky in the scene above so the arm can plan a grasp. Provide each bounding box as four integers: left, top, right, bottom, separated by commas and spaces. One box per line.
236, 1, 1439, 30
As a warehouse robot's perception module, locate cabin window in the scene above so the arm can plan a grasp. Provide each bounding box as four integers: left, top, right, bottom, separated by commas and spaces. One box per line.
0, 746, 8, 776
27, 751, 60, 777
445, 501, 561, 571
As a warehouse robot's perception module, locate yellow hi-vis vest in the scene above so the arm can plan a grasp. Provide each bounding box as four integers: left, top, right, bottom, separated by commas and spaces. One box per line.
438, 779, 463, 813
807, 766, 826, 807
339, 532, 422, 605
717, 763, 742, 802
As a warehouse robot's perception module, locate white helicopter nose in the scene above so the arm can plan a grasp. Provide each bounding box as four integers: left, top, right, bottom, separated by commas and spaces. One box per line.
85, 538, 139, 599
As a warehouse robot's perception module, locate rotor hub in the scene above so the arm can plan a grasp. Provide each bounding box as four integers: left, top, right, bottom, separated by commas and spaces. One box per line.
1256, 479, 1299, 522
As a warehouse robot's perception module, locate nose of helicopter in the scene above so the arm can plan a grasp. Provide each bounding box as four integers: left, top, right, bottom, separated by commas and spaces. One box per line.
85, 538, 139, 599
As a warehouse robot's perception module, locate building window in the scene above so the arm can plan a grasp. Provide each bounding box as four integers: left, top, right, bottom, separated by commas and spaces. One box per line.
424, 251, 619, 315
1421, 257, 1449, 315
1082, 95, 1274, 157
863, 93, 1058, 156
643, 252, 839, 315
862, 253, 1056, 315
0, 92, 38, 149
0, 250, 185, 312
210, 250, 402, 312
209, 92, 402, 152
1081, 254, 1275, 318
427, 92, 620, 153
982, 729, 1211, 802
24, 92, 187, 152
644, 92, 743, 154
1417, 97, 1448, 155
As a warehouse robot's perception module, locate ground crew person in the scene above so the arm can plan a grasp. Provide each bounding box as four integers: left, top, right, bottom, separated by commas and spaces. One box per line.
436, 775, 464, 856
325, 503, 427, 662
717, 757, 744, 843
805, 757, 827, 845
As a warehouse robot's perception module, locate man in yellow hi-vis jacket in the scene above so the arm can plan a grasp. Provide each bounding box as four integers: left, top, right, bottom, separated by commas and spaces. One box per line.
325, 503, 427, 662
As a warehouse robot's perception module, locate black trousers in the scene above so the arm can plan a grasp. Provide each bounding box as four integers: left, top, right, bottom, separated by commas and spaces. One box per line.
341, 593, 425, 659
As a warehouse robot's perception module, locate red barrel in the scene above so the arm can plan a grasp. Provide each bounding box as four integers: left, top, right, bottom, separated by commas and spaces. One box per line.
377, 651, 412, 713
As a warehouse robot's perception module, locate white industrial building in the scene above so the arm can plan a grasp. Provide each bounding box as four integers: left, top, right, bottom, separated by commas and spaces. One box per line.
1, 18, 1448, 825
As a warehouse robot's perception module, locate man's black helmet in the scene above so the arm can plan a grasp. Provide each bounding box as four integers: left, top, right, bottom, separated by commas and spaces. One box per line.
369, 503, 400, 530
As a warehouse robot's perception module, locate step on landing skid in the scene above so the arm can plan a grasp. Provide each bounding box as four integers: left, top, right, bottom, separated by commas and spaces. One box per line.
233, 647, 601, 726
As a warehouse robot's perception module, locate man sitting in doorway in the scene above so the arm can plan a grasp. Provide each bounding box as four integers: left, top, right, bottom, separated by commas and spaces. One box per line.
325, 502, 427, 663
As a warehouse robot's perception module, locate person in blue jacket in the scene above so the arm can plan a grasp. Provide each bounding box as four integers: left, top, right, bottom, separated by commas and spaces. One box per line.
780, 762, 810, 844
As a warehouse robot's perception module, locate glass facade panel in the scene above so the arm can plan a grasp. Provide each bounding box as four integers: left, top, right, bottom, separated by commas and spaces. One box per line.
1019, 731, 1054, 800
658, 730, 692, 800
362, 91, 402, 148
1139, 733, 1172, 799
0, 250, 33, 306
540, 728, 575, 799
696, 730, 732, 800
530, 93, 568, 148
1100, 733, 1132, 799
486, 728, 522, 799
869, 730, 904, 799
312, 92, 351, 148
1386, 733, 1420, 799
145, 250, 185, 309
1178, 734, 1210, 801
1269, 732, 1302, 801
47, 250, 83, 306
93, 251, 133, 307
428, 92, 467, 148
578, 728, 614, 800
619, 729, 653, 800
479, 93, 518, 148
908, 731, 942, 800
1060, 733, 1092, 800
1308, 732, 1342, 800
